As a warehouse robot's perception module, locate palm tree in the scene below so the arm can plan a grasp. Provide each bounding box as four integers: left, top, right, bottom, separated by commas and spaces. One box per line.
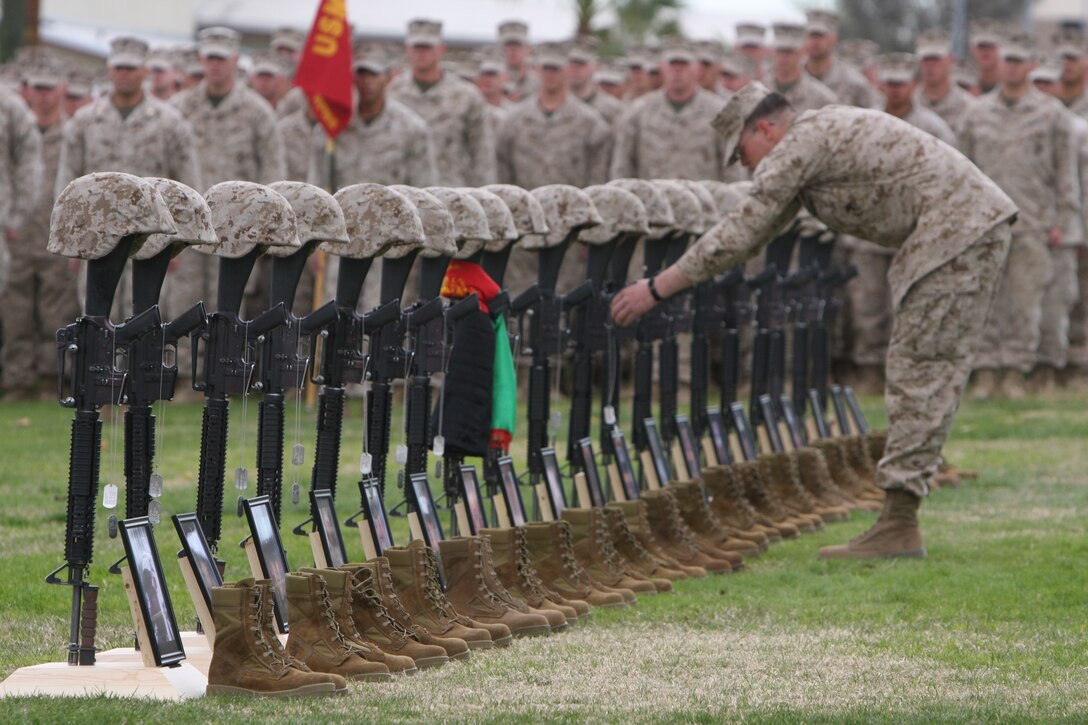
613, 0, 685, 46
573, 0, 602, 37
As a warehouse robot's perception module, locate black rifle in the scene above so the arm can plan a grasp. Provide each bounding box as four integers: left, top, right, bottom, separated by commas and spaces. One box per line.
811, 263, 858, 412
47, 237, 160, 666
716, 267, 750, 410
746, 263, 778, 429
192, 249, 288, 554
631, 235, 673, 452
656, 231, 693, 447
600, 232, 643, 457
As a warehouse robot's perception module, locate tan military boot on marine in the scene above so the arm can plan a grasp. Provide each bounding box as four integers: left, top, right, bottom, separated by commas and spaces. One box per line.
300, 567, 419, 675
384, 542, 500, 650
336, 565, 450, 669
481, 527, 580, 627
206, 581, 337, 697
284, 572, 393, 681
439, 537, 554, 637
522, 521, 630, 607
817, 489, 926, 560
360, 558, 471, 661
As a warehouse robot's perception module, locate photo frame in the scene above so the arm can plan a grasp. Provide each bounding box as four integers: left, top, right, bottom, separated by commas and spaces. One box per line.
778, 395, 808, 449
610, 428, 641, 501
641, 418, 673, 486
830, 385, 853, 436
310, 489, 348, 568
576, 438, 607, 508
808, 389, 831, 439
497, 456, 528, 527
171, 513, 222, 619
674, 415, 702, 480
758, 394, 785, 454
706, 407, 732, 466
729, 403, 758, 461
406, 473, 447, 589
359, 476, 394, 554
540, 447, 568, 518
242, 496, 291, 634
118, 517, 186, 667
457, 465, 488, 534
843, 387, 870, 435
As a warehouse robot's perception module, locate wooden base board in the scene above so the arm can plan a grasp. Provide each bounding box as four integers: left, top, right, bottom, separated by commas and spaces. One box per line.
0, 659, 207, 701
309, 532, 328, 569
534, 484, 554, 522
573, 472, 592, 507
640, 451, 661, 490
454, 501, 471, 537
607, 462, 626, 502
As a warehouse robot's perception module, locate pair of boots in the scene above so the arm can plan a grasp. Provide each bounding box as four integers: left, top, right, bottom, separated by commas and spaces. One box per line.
760, 452, 851, 524
669, 480, 769, 554
630, 490, 743, 573
521, 519, 634, 607
562, 508, 670, 596
702, 466, 789, 544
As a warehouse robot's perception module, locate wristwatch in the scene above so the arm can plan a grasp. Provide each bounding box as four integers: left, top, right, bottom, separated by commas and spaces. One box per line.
647, 275, 664, 302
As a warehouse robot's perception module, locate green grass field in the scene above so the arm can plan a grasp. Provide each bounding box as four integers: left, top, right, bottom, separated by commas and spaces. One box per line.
1, 391, 1086, 723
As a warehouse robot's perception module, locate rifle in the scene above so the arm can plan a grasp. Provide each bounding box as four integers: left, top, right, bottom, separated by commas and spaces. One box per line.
192, 249, 288, 554
47, 237, 160, 666
657, 230, 692, 446
746, 264, 778, 429
599, 232, 642, 457
715, 268, 749, 410
631, 234, 673, 452
811, 263, 858, 412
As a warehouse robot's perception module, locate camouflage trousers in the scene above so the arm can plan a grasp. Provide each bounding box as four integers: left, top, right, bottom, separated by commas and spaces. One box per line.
880, 222, 1011, 497
846, 242, 894, 366
162, 252, 218, 382
1063, 249, 1088, 368
974, 233, 1049, 373
0, 252, 79, 390
1037, 246, 1079, 368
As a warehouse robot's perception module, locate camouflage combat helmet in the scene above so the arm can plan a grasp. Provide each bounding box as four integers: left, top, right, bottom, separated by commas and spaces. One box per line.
196, 181, 301, 258
462, 188, 518, 253
48, 172, 176, 260
134, 177, 217, 260
650, 180, 703, 236
677, 180, 720, 230
606, 178, 674, 229
423, 187, 492, 259
520, 184, 602, 250
579, 185, 649, 245
481, 184, 549, 239
267, 181, 349, 258
329, 183, 425, 259
700, 180, 751, 217
388, 185, 458, 259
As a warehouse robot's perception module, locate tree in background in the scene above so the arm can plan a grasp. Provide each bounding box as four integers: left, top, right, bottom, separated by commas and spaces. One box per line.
575, 0, 685, 54
836, 0, 1028, 52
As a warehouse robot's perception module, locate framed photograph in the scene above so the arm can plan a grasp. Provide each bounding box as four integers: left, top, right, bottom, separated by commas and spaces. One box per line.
610, 428, 641, 500
171, 513, 222, 617
779, 395, 808, 449
808, 389, 830, 439
118, 517, 186, 667
641, 418, 673, 486
705, 407, 732, 466
457, 465, 488, 534
406, 473, 447, 589
576, 438, 606, 508
497, 456, 527, 527
674, 415, 702, 480
830, 385, 853, 436
729, 403, 758, 461
540, 447, 567, 518
758, 394, 785, 453
843, 387, 870, 435
359, 477, 394, 554
242, 496, 291, 634
310, 489, 348, 568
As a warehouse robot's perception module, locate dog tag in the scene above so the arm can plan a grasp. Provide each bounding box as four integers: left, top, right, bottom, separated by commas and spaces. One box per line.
395, 444, 408, 465
149, 473, 163, 499
360, 453, 373, 475
108, 515, 118, 539
291, 482, 300, 505
550, 410, 562, 432
102, 483, 118, 510
148, 500, 162, 525
292, 444, 305, 467
234, 466, 249, 491
432, 435, 445, 456
603, 405, 617, 426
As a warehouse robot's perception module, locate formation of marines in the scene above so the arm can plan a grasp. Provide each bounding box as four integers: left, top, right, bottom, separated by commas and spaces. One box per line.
1, 10, 1087, 405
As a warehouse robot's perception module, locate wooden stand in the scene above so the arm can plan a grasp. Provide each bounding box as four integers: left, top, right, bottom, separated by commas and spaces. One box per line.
177, 555, 215, 649
607, 462, 626, 502
453, 501, 471, 536
120, 566, 158, 669
573, 471, 592, 507
670, 442, 687, 480
243, 539, 263, 581
806, 418, 820, 442
640, 451, 661, 490
756, 425, 772, 457
358, 522, 378, 561
701, 438, 717, 467
408, 512, 424, 543
778, 421, 795, 452
534, 484, 554, 521
492, 495, 511, 528
729, 432, 745, 463
309, 532, 328, 569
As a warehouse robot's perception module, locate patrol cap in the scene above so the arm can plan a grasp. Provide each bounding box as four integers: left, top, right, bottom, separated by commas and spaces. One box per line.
462, 188, 518, 253
805, 9, 839, 36
136, 178, 217, 260
694, 40, 724, 65
521, 185, 601, 250
271, 27, 305, 53
915, 30, 951, 60
625, 46, 649, 69
535, 42, 567, 69
478, 52, 505, 75
108, 36, 149, 68
26, 59, 63, 88
700, 180, 751, 217
661, 37, 695, 64
721, 51, 757, 77
498, 20, 529, 45
425, 187, 493, 259
596, 61, 625, 85
482, 184, 549, 238
1053, 28, 1085, 59
652, 180, 703, 235
1002, 32, 1034, 62
1030, 59, 1060, 84
677, 180, 720, 229
147, 51, 174, 73
179, 45, 203, 76
65, 66, 93, 97
579, 185, 649, 245
607, 178, 674, 228
268, 181, 349, 258
252, 50, 286, 76
736, 23, 766, 48
199, 26, 241, 59
353, 43, 389, 74
332, 183, 424, 259
568, 37, 599, 64
197, 182, 300, 258
970, 19, 1002, 47
710, 80, 772, 166
49, 172, 176, 260
390, 186, 459, 258
772, 23, 806, 52
407, 19, 443, 47
877, 53, 917, 84
839, 38, 879, 70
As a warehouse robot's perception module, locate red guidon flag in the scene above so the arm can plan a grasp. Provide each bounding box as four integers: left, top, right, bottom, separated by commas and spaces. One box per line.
295, 0, 353, 137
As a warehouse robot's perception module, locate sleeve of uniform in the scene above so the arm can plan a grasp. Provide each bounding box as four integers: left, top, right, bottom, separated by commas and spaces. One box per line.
1053, 109, 1083, 242
54, 116, 83, 200
496, 113, 515, 185
586, 114, 612, 185
675, 123, 826, 282
609, 108, 637, 179
464, 94, 497, 186
7, 100, 42, 230
167, 115, 204, 193
408, 122, 439, 188
254, 105, 288, 184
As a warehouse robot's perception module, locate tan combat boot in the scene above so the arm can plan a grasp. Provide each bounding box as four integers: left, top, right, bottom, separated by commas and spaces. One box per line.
207, 581, 337, 697
867, 431, 887, 466
359, 558, 471, 661
817, 489, 926, 560
757, 454, 827, 529
641, 490, 738, 573
765, 451, 848, 524
670, 480, 765, 555
731, 461, 816, 536
602, 506, 685, 584
336, 565, 450, 669
477, 534, 569, 631
481, 527, 582, 626
562, 508, 655, 596
584, 509, 674, 592
439, 537, 554, 637
300, 567, 418, 675
701, 466, 781, 544
610, 499, 709, 577
522, 521, 630, 607
969, 368, 999, 400
792, 447, 859, 513
384, 542, 502, 649
809, 441, 882, 510
284, 572, 393, 681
